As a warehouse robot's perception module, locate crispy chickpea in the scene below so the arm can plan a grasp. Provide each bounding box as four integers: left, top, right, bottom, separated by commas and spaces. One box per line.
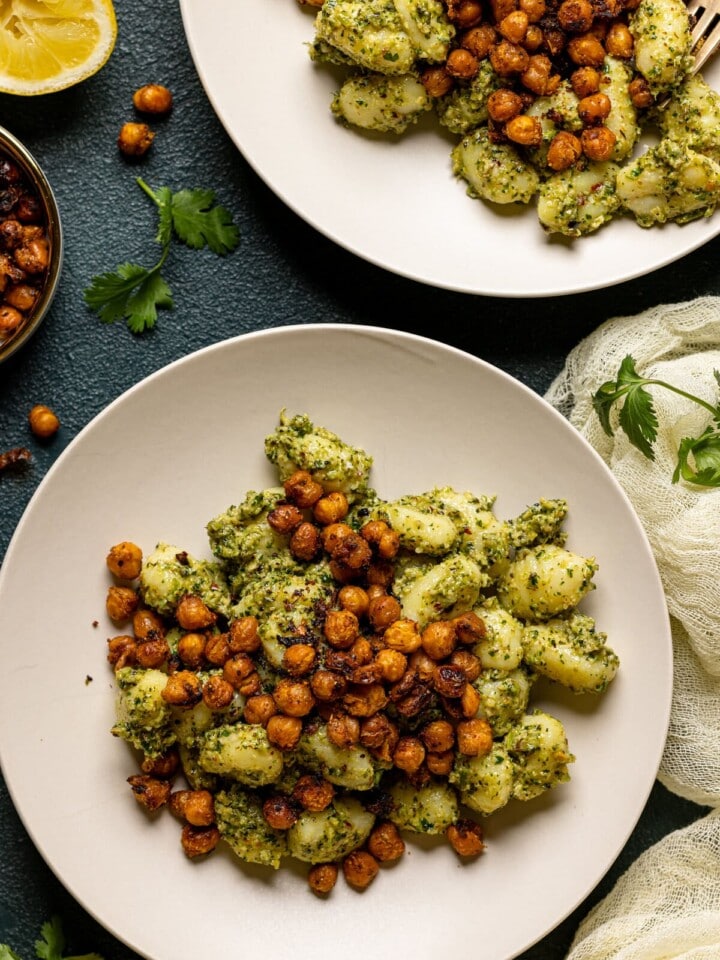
266, 714, 303, 750
420, 65, 454, 97
547, 130, 583, 170
332, 532, 372, 571
571, 66, 601, 97
337, 585, 369, 619
605, 22, 633, 57
132, 607, 165, 641
453, 611, 487, 645
368, 821, 405, 862
202, 675, 235, 710
420, 719, 455, 753
407, 649, 437, 683
293, 774, 335, 812
127, 774, 170, 811
558, 0, 594, 31
499, 9, 529, 42
204, 632, 231, 666
263, 794, 299, 830
308, 862, 339, 894
313, 491, 349, 525
567, 34, 606, 66
452, 0, 483, 26
581, 124, 617, 160
25, 404, 59, 442
324, 608, 359, 649
376, 529, 400, 561
171, 789, 215, 826
284, 469, 323, 508
368, 594, 401, 631
490, 0, 519, 20
5, 284, 39, 312
117, 121, 154, 157
107, 635, 137, 669
176, 594, 216, 630
327, 711, 360, 748
177, 631, 206, 668
267, 502, 304, 534
321, 522, 353, 554
393, 736, 426, 774
447, 818, 485, 857
366, 559, 395, 588
106, 540, 142, 580
283, 643, 317, 676
349, 636, 374, 665
523, 24, 544, 50
136, 638, 170, 668
243, 693, 277, 725
310, 669, 347, 701
14, 238, 49, 274
421, 620, 457, 660
520, 0, 546, 19
375, 648, 407, 683
578, 91, 612, 123
433, 664, 468, 698
426, 750, 455, 776
133, 83, 173, 115
521, 53, 553, 94
490, 40, 530, 75
238, 671, 262, 697
273, 678, 315, 717
343, 683, 388, 718
383, 618, 421, 654
456, 718, 493, 756
446, 47, 480, 79
449, 648, 482, 682
290, 521, 322, 561
505, 114, 543, 146
460, 681, 482, 718
229, 615, 261, 654
223, 652, 255, 688
628, 76, 654, 108
106, 585, 139, 623
343, 850, 379, 890
162, 670, 202, 707
141, 749, 180, 779
462, 23, 497, 58
487, 88, 524, 122
181, 824, 220, 858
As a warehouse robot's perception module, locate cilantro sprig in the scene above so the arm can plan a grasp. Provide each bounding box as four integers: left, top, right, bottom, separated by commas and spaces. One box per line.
1, 917, 102, 960
83, 178, 239, 334
593, 354, 720, 487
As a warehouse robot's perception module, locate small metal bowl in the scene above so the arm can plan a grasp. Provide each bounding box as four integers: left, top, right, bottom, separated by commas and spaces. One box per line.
0, 125, 63, 364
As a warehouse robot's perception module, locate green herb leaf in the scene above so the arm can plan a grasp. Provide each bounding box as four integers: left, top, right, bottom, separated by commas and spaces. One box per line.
673, 427, 720, 486
35, 917, 64, 960
616, 377, 658, 461
0, 945, 22, 960
154, 186, 174, 248
170, 189, 240, 254
83, 261, 172, 333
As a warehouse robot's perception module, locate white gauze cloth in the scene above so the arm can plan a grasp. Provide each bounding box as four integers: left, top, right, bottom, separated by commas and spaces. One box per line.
544, 297, 720, 960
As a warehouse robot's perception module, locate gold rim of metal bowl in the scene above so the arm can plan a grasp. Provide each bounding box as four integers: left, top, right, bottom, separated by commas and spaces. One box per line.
0, 124, 63, 364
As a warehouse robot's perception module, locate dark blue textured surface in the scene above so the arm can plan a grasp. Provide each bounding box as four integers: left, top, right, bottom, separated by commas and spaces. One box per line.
0, 1, 714, 957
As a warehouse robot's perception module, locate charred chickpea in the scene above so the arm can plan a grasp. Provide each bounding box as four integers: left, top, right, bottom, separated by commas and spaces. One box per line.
446, 47, 480, 79
499, 9, 529, 43
578, 91, 612, 123
107, 635, 137, 669
263, 795, 299, 830
557, 0, 594, 31
321, 521, 353, 554
453, 611, 486, 645
487, 87, 524, 122
141, 749, 180, 779
176, 594, 216, 630
519, 0, 546, 20
571, 65, 601, 97
547, 130, 583, 170
433, 664, 469, 698
238, 671, 262, 697
375, 648, 407, 683
204, 632, 231, 666
243, 693, 277, 726
349, 636, 374, 666
327, 710, 361, 748
290, 521, 321, 561
367, 821, 405, 863
293, 774, 335, 812
567, 34, 606, 67
366, 559, 395, 588
313, 491, 349, 525
223, 652, 255, 688
177, 631, 206, 668
421, 620, 457, 660
332, 531, 372, 571
283, 642, 317, 676
343, 682, 388, 718
310, 669, 347, 701
266, 714, 303, 750
505, 114, 544, 147
490, 40, 531, 76
343, 850, 379, 890
581, 124, 617, 160
628, 76, 654, 108
106, 541, 142, 580
181, 824, 220, 858
449, 648, 482, 682
106, 585, 139, 623
460, 681, 482, 719
447, 818, 485, 857
393, 736, 426, 774
133, 83, 173, 115
456, 718, 493, 756
521, 53, 553, 94
202, 675, 235, 710
359, 713, 398, 750
136, 638, 170, 668
420, 65, 454, 97
324, 608, 359, 649
420, 719, 455, 753
368, 594, 401, 631
127, 774, 170, 811
426, 750, 455, 776
267, 502, 304, 534
171, 789, 215, 826
338, 584, 370, 619
383, 618, 421, 654
452, 0, 484, 26
461, 23, 497, 58
162, 670, 202, 707
605, 22, 634, 57
229, 615, 261, 654
308, 862, 339, 895
132, 607, 165, 641
273, 678, 316, 717
284, 469, 323, 508
117, 121, 154, 157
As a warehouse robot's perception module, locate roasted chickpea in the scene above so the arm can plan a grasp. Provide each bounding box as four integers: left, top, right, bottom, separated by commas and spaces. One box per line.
204, 632, 231, 666
421, 65, 455, 97
132, 607, 165, 641
141, 749, 180, 779
383, 618, 421, 654
343, 682, 388, 718
106, 585, 139, 623
522, 24, 544, 49
308, 862, 339, 894
324, 608, 359, 649
461, 24, 497, 58
14, 238, 48, 274
181, 824, 220, 858
359, 713, 398, 751
521, 53, 553, 94
426, 750, 455, 776
162, 670, 202, 707
449, 648, 482, 682
558, 0, 594, 31
284, 469, 323, 508
342, 850, 379, 890
393, 736, 426, 774
499, 9, 529, 42
490, 40, 530, 75
243, 693, 277, 725
487, 88, 524, 122
581, 124, 617, 160
368, 594, 401, 631
202, 675, 235, 710
452, 0, 483, 26
283, 643, 317, 676
421, 620, 457, 660
490, 0, 519, 20
447, 818, 485, 857
456, 718, 493, 756
505, 114, 543, 146
460, 681, 482, 718
263, 794, 299, 830
375, 648, 407, 683
229, 615, 261, 654
310, 669, 347, 701
321, 522, 353, 554
453, 611, 487, 645
432, 664, 468, 698
293, 774, 335, 812
107, 634, 137, 669
289, 521, 321, 561
366, 559, 395, 588
368, 821, 405, 862
337, 585, 370, 619
238, 671, 262, 697
420, 719, 455, 753
605, 22, 633, 57
578, 91, 612, 123
446, 47, 480, 79
273, 678, 316, 717
176, 594, 216, 630
106, 541, 142, 580
407, 649, 437, 683
5, 283, 39, 312
117, 121, 154, 157
546, 130, 583, 170
519, 0, 546, 20
313, 491, 349, 524
266, 714, 303, 750
171, 789, 215, 826
327, 711, 361, 748
567, 34, 606, 66
332, 531, 372, 571
133, 83, 173, 115
628, 76, 654, 108
223, 652, 255, 688
267, 502, 304, 534
177, 631, 206, 668
571, 65, 601, 97
136, 638, 170, 668
127, 774, 170, 811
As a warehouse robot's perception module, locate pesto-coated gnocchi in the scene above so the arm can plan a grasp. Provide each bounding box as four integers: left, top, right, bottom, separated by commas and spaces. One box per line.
107, 412, 618, 893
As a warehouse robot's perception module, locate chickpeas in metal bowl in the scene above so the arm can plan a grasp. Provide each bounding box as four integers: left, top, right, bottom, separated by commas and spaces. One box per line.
0, 125, 62, 364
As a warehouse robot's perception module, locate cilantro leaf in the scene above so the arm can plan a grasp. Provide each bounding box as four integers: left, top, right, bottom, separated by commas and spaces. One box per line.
124, 269, 174, 334
83, 262, 172, 333
170, 189, 240, 254
673, 428, 720, 486
35, 917, 64, 960
617, 378, 658, 460
0, 945, 22, 960
154, 186, 174, 248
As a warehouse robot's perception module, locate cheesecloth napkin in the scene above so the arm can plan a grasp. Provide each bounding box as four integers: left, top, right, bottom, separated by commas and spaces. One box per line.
543, 296, 720, 960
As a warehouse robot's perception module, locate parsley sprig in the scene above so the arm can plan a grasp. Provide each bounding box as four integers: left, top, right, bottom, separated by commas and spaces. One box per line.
83, 178, 239, 334
593, 354, 720, 487
0, 917, 102, 960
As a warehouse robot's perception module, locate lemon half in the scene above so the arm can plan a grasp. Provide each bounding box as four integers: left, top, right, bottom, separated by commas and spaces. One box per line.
0, 0, 117, 95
